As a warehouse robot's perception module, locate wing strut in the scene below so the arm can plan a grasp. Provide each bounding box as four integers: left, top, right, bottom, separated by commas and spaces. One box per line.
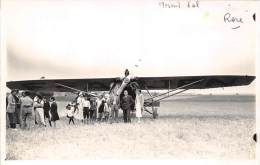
55, 83, 82, 93
55, 83, 97, 97
143, 79, 204, 118
145, 79, 204, 101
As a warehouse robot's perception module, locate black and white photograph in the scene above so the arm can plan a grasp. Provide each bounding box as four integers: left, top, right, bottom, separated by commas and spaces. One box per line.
0, 0, 258, 164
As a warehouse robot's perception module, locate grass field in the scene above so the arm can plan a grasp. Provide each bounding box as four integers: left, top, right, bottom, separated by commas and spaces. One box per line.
5, 95, 256, 160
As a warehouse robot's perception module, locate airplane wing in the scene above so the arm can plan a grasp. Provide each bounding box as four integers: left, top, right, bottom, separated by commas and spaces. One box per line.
6, 78, 115, 92
135, 75, 255, 90
6, 75, 255, 92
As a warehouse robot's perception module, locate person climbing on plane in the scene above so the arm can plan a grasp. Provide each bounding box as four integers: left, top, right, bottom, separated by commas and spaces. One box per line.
116, 69, 134, 96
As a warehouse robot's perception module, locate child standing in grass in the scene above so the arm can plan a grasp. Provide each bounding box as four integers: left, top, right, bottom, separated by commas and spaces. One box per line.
66, 103, 75, 125
50, 97, 59, 128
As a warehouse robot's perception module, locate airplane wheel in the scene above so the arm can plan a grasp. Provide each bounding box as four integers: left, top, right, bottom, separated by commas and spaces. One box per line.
253, 133, 257, 142
152, 108, 158, 119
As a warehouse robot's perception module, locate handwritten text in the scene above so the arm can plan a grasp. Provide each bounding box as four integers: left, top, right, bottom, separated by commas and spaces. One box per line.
159, 0, 199, 9
224, 12, 243, 29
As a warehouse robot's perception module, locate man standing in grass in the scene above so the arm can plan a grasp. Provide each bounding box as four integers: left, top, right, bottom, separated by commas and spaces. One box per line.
14, 91, 21, 128
43, 97, 52, 127
109, 94, 119, 123
82, 96, 91, 124
20, 91, 34, 129
89, 97, 97, 123
6, 89, 18, 129
121, 90, 134, 123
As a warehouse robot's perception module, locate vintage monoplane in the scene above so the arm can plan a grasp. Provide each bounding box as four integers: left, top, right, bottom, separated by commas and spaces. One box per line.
6, 74, 255, 118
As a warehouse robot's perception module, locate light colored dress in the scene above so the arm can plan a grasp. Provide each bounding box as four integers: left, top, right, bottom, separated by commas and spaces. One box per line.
75, 96, 84, 120
34, 100, 46, 126
135, 93, 144, 118
7, 94, 16, 113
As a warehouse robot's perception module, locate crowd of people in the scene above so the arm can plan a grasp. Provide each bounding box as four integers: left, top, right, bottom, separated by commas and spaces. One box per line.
6, 69, 145, 130
6, 88, 145, 130
66, 88, 144, 125
6, 90, 60, 130
63, 69, 145, 125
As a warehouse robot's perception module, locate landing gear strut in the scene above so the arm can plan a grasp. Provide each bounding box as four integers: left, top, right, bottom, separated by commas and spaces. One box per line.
152, 107, 158, 119
143, 79, 204, 119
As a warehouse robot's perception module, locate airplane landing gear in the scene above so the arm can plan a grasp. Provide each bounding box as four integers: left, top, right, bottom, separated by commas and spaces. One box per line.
152, 108, 158, 119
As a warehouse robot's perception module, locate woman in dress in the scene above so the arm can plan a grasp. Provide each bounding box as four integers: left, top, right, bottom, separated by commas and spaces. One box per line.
50, 97, 59, 128
75, 92, 84, 123
33, 95, 46, 127
135, 89, 144, 123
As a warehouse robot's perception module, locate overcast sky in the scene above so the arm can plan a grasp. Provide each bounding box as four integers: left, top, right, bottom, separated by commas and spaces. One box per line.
4, 0, 257, 94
